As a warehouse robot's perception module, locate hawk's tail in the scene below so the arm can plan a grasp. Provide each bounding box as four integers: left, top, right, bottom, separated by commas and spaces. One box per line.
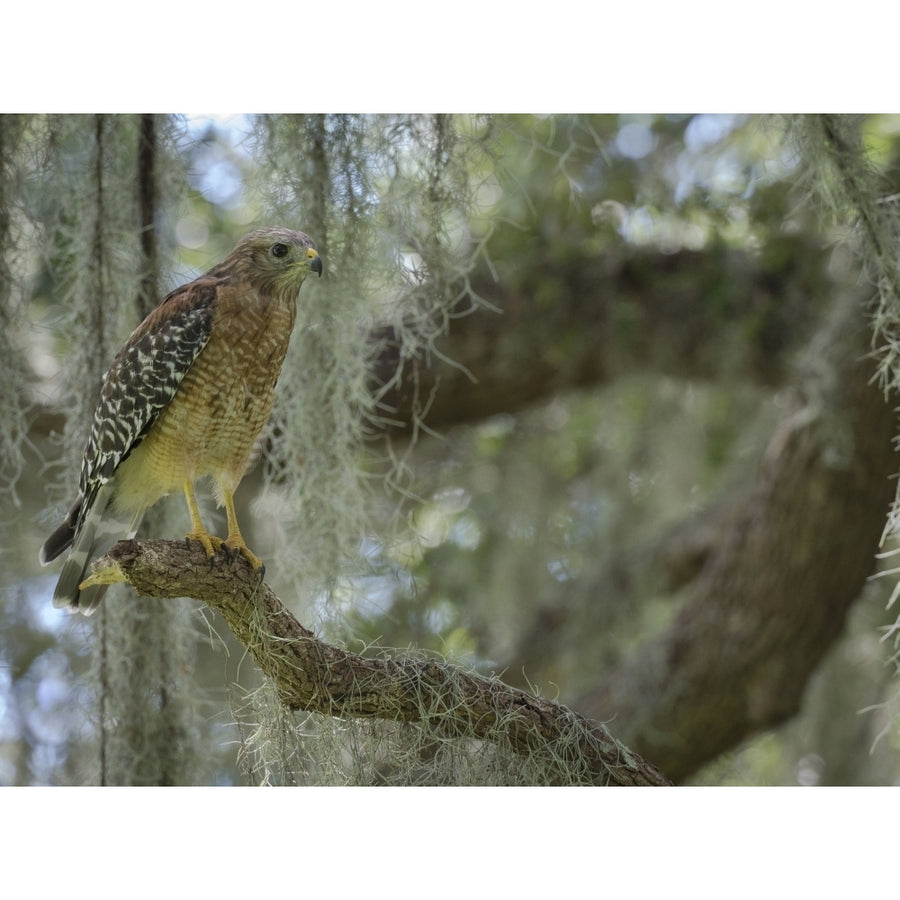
41, 485, 142, 615
39, 496, 82, 566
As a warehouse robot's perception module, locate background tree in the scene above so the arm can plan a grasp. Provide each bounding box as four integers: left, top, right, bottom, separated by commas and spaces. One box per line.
3, 113, 900, 785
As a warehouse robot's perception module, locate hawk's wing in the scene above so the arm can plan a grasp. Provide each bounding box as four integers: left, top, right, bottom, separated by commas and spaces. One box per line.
39, 279, 220, 612
76, 279, 218, 529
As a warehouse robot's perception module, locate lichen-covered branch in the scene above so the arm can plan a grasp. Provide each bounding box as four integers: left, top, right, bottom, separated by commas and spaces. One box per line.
89, 538, 671, 786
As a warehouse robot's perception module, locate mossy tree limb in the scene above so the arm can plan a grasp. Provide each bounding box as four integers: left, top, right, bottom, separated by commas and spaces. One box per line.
87, 538, 671, 787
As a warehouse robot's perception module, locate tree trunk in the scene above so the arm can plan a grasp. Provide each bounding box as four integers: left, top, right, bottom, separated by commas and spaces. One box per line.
574, 289, 896, 781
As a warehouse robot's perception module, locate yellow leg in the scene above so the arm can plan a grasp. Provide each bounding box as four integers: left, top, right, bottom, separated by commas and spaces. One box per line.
182, 481, 222, 559
223, 488, 264, 572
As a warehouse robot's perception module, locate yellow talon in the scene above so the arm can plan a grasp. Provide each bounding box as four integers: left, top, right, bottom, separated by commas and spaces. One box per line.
223, 535, 264, 571
182, 480, 264, 572
185, 529, 223, 559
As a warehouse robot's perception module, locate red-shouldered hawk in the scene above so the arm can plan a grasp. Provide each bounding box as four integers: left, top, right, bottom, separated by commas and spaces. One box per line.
40, 226, 322, 614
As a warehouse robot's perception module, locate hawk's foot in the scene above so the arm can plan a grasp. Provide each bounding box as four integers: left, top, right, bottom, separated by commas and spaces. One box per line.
185, 530, 225, 567
223, 535, 266, 580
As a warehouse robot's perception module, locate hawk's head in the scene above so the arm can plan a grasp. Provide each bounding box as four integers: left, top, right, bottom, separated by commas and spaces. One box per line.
225, 226, 322, 299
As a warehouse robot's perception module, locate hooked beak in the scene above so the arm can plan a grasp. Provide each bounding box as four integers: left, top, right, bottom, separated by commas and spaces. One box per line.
307, 248, 323, 277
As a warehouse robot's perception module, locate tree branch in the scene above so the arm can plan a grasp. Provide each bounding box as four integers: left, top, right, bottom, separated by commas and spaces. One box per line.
372, 236, 828, 432
89, 538, 670, 786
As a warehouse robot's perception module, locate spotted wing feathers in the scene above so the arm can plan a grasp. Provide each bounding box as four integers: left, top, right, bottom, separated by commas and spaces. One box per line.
75, 282, 217, 529
40, 280, 218, 611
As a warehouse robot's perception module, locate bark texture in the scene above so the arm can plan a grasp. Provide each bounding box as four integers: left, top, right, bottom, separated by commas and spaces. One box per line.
89, 538, 671, 786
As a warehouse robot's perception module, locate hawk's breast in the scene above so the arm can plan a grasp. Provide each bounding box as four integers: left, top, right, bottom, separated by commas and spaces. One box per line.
111, 288, 296, 512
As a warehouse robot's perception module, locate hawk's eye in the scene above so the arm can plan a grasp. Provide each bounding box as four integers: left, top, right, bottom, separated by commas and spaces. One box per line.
271, 243, 289, 258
